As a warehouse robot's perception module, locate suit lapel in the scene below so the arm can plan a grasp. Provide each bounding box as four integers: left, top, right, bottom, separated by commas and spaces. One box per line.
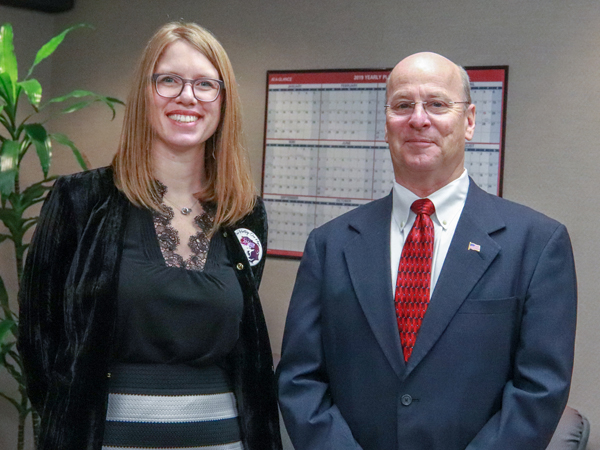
404, 180, 505, 378
343, 194, 406, 379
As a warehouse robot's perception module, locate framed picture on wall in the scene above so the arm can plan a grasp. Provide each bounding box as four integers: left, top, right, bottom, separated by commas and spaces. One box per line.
261, 66, 508, 258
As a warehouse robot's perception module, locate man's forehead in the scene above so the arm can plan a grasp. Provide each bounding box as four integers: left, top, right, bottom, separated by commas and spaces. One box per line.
388, 54, 463, 96
388, 83, 452, 97
394, 52, 458, 75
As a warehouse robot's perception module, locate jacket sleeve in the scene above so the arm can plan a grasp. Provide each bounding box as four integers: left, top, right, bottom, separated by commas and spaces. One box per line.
277, 231, 363, 450
17, 177, 78, 412
466, 224, 577, 449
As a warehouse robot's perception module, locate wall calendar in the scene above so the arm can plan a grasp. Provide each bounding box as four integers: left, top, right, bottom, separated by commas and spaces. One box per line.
261, 67, 508, 257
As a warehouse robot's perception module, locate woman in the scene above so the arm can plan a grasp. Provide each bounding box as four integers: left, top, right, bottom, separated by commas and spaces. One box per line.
18, 22, 281, 450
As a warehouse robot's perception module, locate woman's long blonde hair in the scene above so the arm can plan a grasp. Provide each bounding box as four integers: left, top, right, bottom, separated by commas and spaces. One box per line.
112, 22, 255, 228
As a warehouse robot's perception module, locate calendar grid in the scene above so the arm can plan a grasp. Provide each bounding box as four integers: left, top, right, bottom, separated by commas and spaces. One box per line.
262, 67, 508, 257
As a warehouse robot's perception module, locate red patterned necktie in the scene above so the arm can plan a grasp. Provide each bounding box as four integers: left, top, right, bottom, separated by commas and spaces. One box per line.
395, 198, 435, 362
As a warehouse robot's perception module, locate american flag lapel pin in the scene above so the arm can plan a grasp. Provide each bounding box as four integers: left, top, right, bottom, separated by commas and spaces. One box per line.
468, 242, 481, 252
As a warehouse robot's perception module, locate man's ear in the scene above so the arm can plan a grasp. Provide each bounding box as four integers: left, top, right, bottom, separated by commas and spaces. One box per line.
464, 104, 476, 141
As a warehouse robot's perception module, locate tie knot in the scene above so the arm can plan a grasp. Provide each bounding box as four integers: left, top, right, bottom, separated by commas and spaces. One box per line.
411, 199, 435, 216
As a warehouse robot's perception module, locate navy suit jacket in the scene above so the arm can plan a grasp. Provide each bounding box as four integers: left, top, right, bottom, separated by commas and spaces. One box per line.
277, 179, 577, 450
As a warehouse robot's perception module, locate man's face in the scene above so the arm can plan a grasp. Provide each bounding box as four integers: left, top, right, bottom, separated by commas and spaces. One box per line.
385, 53, 476, 189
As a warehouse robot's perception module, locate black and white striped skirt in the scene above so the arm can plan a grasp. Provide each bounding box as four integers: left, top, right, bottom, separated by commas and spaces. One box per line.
102, 363, 243, 450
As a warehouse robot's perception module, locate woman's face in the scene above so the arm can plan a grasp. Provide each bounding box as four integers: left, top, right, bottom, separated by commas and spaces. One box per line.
149, 40, 222, 155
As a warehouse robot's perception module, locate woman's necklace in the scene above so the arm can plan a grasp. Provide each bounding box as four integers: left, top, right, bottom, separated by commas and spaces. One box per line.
163, 195, 200, 215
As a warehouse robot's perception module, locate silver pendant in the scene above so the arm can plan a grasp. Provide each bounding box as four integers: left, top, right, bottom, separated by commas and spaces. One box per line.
181, 207, 192, 215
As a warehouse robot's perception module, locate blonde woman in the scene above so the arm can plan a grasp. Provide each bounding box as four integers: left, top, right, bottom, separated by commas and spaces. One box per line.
19, 22, 281, 450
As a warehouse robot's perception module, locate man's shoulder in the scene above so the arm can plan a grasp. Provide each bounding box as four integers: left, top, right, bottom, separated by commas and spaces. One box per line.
469, 183, 565, 233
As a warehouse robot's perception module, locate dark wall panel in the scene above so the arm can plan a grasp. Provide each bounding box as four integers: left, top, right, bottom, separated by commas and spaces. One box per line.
0, 0, 74, 13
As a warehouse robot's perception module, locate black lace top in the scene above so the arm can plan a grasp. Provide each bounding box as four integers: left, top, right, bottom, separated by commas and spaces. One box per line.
112, 203, 244, 366
152, 182, 217, 271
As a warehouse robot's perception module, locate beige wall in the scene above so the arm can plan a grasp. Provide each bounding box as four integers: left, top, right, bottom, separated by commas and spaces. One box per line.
1, 0, 599, 448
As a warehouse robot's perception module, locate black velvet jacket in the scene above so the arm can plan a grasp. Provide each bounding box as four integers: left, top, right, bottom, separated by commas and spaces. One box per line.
18, 167, 282, 450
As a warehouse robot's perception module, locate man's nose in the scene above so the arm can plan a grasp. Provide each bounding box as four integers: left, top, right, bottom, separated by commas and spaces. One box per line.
408, 103, 431, 128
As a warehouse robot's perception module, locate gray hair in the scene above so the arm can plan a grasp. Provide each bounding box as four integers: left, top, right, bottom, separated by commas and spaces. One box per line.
458, 65, 472, 105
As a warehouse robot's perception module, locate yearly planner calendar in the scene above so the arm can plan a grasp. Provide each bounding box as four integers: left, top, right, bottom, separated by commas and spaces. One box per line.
262, 67, 508, 257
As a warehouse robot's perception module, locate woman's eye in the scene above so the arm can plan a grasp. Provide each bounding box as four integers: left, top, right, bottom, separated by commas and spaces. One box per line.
158, 75, 182, 85
196, 80, 217, 89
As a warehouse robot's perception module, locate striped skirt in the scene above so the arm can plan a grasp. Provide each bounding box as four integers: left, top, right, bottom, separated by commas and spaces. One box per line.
102, 363, 243, 450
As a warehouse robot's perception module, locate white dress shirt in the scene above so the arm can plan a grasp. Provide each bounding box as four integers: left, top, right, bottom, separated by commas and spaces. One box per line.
390, 169, 470, 296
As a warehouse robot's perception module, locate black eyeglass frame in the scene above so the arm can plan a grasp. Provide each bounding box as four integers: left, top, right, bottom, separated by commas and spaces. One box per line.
152, 73, 225, 103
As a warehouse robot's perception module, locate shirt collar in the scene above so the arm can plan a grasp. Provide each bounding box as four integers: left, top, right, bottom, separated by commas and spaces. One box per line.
392, 169, 469, 232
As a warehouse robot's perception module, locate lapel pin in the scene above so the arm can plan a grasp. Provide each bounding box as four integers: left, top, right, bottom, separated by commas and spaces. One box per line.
468, 242, 481, 252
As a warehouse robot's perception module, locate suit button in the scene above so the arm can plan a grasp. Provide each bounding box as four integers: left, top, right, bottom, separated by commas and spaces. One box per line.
401, 394, 412, 406
236, 262, 244, 270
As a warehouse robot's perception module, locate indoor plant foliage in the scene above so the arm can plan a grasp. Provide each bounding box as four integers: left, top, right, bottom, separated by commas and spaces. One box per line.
0, 23, 123, 449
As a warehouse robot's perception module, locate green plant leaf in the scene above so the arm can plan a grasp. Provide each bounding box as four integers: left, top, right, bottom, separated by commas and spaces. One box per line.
24, 124, 51, 177
0, 140, 19, 196
51, 133, 88, 170
22, 221, 38, 235
61, 99, 95, 114
8, 178, 55, 215
0, 207, 18, 229
18, 79, 42, 109
45, 89, 124, 119
0, 350, 19, 380
20, 178, 52, 208
0, 208, 21, 242
0, 391, 19, 410
0, 24, 18, 89
0, 72, 15, 105
0, 276, 12, 325
0, 319, 15, 343
0, 107, 7, 129
46, 89, 93, 104
0, 275, 8, 310
26, 24, 90, 79
0, 233, 11, 243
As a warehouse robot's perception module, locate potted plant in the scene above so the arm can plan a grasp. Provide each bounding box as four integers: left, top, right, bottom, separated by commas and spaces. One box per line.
0, 23, 123, 449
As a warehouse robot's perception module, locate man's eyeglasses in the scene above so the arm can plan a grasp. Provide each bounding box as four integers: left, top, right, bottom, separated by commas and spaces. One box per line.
152, 74, 224, 102
385, 100, 469, 117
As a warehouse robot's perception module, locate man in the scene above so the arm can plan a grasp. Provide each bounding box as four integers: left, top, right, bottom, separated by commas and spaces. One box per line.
277, 52, 577, 449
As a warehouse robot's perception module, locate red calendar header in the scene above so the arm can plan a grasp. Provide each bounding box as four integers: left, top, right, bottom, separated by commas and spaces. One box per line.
268, 71, 390, 85
268, 68, 504, 85
467, 69, 506, 82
